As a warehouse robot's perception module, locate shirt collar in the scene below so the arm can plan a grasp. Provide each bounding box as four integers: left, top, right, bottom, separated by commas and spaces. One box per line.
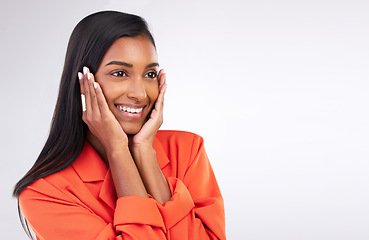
72, 142, 108, 182
72, 136, 170, 183
153, 135, 170, 169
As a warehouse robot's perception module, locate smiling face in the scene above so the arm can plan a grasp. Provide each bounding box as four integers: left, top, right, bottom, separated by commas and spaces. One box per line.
94, 36, 159, 134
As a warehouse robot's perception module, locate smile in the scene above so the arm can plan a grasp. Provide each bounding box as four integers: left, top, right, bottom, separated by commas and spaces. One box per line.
118, 105, 143, 114
115, 104, 146, 120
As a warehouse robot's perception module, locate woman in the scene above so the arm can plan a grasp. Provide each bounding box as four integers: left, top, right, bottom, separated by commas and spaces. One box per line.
13, 11, 225, 240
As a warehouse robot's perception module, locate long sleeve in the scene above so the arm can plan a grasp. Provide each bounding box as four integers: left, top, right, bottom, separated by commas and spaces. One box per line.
19, 179, 167, 240
155, 131, 226, 239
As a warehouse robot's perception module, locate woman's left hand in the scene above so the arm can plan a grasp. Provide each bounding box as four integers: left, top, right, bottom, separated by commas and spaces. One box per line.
130, 69, 167, 149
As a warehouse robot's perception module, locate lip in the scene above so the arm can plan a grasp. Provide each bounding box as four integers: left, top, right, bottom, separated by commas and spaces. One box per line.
114, 103, 147, 120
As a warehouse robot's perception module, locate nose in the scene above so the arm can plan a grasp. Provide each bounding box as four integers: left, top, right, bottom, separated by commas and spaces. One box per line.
126, 77, 147, 102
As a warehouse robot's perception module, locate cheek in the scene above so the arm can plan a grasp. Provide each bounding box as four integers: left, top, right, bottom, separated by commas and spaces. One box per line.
98, 80, 126, 98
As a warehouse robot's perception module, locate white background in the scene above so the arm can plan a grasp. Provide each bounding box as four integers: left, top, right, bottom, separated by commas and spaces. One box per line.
1, 0, 368, 239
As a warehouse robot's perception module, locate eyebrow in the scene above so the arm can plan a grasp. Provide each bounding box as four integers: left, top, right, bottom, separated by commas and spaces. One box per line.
105, 61, 159, 68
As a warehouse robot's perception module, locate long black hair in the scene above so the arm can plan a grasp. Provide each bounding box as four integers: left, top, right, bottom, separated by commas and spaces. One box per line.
13, 10, 155, 238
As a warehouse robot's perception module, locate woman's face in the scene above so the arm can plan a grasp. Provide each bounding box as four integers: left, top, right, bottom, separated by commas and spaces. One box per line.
94, 36, 159, 135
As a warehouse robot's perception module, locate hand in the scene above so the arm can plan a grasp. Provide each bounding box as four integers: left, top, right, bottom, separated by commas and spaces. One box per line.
79, 67, 129, 152
130, 69, 167, 149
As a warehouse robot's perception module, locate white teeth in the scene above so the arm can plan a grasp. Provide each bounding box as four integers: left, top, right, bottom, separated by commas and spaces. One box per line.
118, 105, 143, 114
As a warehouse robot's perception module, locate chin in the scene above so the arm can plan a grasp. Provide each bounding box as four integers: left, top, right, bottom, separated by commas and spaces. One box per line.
121, 122, 143, 135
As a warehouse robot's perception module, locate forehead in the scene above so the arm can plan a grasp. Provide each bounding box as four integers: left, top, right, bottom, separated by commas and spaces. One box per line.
101, 36, 157, 65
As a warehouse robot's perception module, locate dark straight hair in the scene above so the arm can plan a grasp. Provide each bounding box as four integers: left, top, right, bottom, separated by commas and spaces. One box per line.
13, 10, 155, 238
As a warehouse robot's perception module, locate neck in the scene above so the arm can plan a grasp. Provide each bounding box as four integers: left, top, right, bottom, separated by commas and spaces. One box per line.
87, 131, 109, 165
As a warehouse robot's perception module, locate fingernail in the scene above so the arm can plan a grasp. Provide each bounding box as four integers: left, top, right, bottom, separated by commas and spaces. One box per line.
78, 72, 83, 80
87, 72, 91, 80
93, 82, 98, 89
162, 69, 166, 74
81, 94, 86, 112
83, 66, 88, 74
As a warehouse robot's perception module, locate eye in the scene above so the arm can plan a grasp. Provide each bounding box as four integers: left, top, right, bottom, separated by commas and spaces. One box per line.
111, 71, 127, 77
145, 71, 157, 79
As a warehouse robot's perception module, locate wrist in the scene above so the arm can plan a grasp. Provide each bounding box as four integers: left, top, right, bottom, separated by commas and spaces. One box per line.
131, 141, 153, 150
103, 138, 129, 152
106, 145, 131, 160
130, 145, 156, 164
131, 144, 155, 156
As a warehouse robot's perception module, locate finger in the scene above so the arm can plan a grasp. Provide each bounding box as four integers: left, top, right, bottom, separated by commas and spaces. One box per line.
156, 71, 167, 107
82, 67, 93, 118
155, 83, 167, 111
158, 69, 166, 87
81, 94, 86, 112
78, 72, 86, 112
84, 68, 109, 116
93, 82, 112, 118
158, 83, 167, 103
152, 83, 167, 124
158, 72, 167, 98
78, 72, 84, 93
86, 71, 99, 113
160, 72, 167, 89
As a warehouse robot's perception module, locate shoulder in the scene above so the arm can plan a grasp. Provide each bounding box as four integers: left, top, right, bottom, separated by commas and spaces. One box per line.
19, 165, 76, 200
155, 130, 205, 160
19, 166, 78, 218
156, 130, 204, 145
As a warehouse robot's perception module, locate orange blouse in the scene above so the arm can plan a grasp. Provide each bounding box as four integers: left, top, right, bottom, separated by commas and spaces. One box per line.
19, 130, 226, 239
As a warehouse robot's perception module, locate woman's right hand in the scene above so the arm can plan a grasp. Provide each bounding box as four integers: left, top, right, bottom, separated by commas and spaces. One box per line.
78, 66, 129, 152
